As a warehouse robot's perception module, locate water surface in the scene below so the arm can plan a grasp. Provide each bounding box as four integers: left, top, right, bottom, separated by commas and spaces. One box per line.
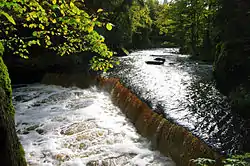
14, 84, 174, 166
107, 48, 249, 154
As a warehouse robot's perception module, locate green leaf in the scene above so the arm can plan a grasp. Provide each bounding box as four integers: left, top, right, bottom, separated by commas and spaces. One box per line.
88, 26, 94, 33
0, 42, 4, 56
52, 0, 56, 5
97, 8, 103, 13
116, 61, 120, 65
52, 4, 59, 10
32, 31, 37, 37
0, 11, 16, 25
106, 23, 113, 31
121, 47, 129, 55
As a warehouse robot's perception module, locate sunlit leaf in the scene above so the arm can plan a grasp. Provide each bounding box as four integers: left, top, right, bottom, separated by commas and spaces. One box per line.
88, 26, 94, 33
52, 0, 56, 5
0, 11, 16, 25
0, 42, 4, 56
106, 23, 113, 31
97, 8, 103, 13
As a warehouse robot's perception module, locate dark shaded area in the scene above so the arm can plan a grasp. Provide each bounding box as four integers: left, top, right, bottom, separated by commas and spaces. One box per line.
213, 0, 250, 118
3, 48, 95, 85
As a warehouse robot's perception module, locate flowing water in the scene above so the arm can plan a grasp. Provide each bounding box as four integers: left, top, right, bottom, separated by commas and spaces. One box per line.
106, 48, 250, 154
13, 84, 175, 166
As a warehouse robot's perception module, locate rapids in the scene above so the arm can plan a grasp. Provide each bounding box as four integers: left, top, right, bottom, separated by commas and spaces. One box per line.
13, 84, 174, 166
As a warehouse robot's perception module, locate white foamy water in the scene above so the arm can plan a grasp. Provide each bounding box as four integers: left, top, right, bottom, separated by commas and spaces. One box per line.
13, 84, 174, 166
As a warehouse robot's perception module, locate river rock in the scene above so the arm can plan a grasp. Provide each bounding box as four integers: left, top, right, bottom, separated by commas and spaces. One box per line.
145, 61, 165, 65
154, 58, 166, 62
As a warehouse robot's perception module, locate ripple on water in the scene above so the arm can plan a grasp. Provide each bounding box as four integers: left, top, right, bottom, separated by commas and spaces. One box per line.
106, 48, 248, 154
14, 84, 174, 166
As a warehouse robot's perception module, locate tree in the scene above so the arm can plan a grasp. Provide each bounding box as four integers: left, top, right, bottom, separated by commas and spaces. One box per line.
0, 0, 116, 72
0, 10, 26, 166
156, 0, 218, 60
213, 0, 250, 118
84, 0, 152, 49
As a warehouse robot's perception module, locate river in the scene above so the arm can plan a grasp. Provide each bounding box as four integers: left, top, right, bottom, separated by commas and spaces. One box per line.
106, 48, 249, 154
13, 48, 250, 165
13, 84, 174, 166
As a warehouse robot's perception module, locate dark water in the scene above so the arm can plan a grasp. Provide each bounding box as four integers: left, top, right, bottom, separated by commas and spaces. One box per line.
105, 48, 249, 155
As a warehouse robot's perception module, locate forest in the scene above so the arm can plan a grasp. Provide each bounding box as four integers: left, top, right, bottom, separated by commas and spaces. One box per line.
0, 0, 250, 165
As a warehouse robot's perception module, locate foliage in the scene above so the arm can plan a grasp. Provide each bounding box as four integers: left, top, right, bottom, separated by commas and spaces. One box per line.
129, 2, 152, 34
192, 153, 250, 166
154, 4, 174, 35
84, 0, 153, 49
0, 41, 3, 56
0, 10, 16, 56
0, 8, 16, 116
152, 0, 219, 59
0, 0, 116, 71
191, 158, 216, 166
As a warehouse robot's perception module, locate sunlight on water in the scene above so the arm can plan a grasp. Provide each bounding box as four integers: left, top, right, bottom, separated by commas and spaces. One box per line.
13, 84, 174, 166
107, 48, 247, 154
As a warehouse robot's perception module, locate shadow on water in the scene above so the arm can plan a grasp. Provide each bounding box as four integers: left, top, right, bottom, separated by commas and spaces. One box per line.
106, 48, 250, 155
184, 80, 248, 154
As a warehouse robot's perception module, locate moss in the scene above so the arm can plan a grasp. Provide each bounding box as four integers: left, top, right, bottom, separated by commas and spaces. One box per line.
0, 57, 14, 116
0, 56, 27, 165
18, 144, 26, 164
0, 42, 4, 57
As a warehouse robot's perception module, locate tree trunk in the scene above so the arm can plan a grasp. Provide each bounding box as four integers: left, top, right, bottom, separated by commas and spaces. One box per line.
0, 57, 27, 166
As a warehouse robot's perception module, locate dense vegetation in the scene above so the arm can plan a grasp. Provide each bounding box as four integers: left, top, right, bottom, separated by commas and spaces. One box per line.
0, 0, 250, 165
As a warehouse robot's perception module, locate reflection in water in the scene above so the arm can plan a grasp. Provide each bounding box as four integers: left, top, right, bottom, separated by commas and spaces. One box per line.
13, 84, 174, 166
107, 48, 249, 154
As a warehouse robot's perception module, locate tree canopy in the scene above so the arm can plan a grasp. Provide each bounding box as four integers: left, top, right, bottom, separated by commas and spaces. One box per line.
0, 0, 117, 71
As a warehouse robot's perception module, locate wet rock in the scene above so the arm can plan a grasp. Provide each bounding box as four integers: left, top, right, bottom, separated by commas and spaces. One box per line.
60, 129, 74, 135
154, 58, 166, 62
31, 103, 41, 107
73, 91, 84, 96
150, 54, 165, 57
79, 143, 87, 150
22, 131, 30, 135
26, 124, 39, 131
86, 160, 113, 166
66, 100, 93, 110
154, 103, 166, 118
145, 61, 165, 65
36, 128, 45, 135
53, 153, 70, 162
19, 124, 40, 135
13, 94, 36, 103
